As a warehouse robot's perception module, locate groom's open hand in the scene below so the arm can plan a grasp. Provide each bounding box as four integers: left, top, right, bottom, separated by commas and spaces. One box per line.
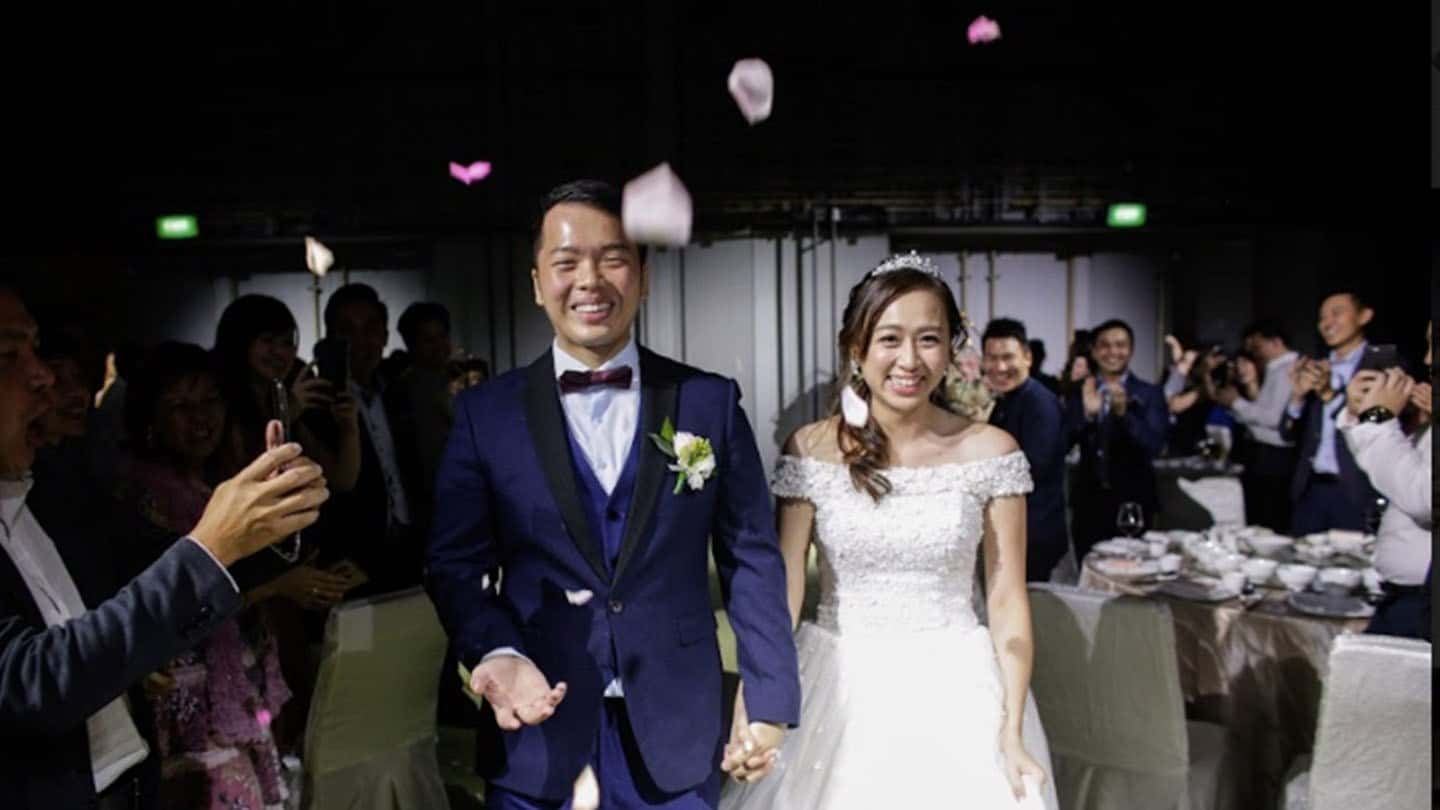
721, 682, 784, 783
470, 655, 568, 730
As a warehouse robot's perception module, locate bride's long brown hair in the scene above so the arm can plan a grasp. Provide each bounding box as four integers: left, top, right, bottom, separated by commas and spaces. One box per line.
836, 266, 965, 501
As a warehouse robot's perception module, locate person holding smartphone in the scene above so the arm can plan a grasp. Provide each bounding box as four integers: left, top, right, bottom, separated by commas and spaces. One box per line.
1280, 290, 1381, 535
1338, 321, 1432, 640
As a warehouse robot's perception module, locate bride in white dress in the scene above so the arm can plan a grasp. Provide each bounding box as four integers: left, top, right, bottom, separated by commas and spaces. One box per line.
721, 253, 1058, 809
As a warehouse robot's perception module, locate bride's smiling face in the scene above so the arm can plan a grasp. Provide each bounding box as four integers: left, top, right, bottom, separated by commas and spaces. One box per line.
855, 290, 952, 418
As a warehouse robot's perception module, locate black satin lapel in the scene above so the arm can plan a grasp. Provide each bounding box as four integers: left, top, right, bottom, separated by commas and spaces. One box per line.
523, 351, 607, 581
611, 352, 677, 588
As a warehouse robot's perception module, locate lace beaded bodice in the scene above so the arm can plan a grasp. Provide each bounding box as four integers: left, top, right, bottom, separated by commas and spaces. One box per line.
772, 451, 1033, 636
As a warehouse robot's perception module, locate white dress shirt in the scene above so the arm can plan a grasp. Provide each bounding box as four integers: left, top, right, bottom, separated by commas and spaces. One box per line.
352, 378, 412, 528
0, 476, 150, 792
1338, 414, 1432, 585
484, 337, 641, 697
1229, 350, 1298, 447
552, 337, 641, 495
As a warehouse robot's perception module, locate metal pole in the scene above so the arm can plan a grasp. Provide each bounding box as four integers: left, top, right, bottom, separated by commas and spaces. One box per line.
1065, 255, 1076, 345
986, 250, 997, 322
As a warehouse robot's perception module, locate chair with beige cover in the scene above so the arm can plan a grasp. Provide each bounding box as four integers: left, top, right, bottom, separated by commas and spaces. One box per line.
1028, 583, 1236, 810
1282, 633, 1432, 810
302, 587, 451, 810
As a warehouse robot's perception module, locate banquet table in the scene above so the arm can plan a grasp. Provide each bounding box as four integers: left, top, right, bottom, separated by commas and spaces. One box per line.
1079, 553, 1368, 809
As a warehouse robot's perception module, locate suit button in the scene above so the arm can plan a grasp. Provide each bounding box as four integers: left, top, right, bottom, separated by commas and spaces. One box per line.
609, 600, 624, 614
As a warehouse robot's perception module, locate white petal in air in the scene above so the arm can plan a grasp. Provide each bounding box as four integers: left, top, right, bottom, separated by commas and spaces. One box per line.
304, 237, 334, 278
727, 58, 774, 124
572, 765, 600, 810
622, 163, 692, 247
841, 384, 869, 428
565, 589, 594, 606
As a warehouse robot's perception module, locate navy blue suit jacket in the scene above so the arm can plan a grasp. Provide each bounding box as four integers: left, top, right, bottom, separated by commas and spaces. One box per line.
1279, 392, 1377, 507
1065, 373, 1169, 506
426, 347, 800, 800
0, 482, 238, 809
988, 377, 1068, 557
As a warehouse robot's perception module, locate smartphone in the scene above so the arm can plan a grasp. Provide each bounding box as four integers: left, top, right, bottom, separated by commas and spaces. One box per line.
1355, 343, 1400, 373
313, 336, 350, 389
268, 378, 302, 562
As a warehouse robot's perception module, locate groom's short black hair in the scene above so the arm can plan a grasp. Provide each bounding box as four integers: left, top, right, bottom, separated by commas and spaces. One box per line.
532, 179, 647, 263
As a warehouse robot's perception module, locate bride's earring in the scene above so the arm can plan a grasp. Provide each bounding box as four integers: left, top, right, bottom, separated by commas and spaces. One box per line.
841, 361, 869, 428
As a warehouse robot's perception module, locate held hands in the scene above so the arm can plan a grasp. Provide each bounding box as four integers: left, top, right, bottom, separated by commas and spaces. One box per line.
270, 556, 353, 611
999, 733, 1048, 802
721, 682, 785, 783
1410, 381, 1433, 420
468, 655, 568, 731
189, 438, 329, 567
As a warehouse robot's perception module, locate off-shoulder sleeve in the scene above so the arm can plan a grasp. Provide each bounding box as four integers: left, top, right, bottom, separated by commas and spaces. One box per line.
979, 450, 1034, 501
769, 455, 812, 501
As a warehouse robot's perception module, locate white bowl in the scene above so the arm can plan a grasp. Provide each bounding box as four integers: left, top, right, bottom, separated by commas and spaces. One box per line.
1159, 553, 1183, 574
1277, 564, 1318, 591
1319, 567, 1361, 592
1241, 558, 1278, 585
1210, 552, 1246, 574
1246, 534, 1294, 558
1327, 531, 1370, 556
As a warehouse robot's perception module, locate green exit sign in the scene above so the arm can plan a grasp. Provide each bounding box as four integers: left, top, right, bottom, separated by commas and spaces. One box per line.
156, 215, 198, 240
1106, 203, 1146, 228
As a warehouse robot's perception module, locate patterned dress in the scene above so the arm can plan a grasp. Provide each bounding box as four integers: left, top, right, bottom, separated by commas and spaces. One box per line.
129, 459, 292, 810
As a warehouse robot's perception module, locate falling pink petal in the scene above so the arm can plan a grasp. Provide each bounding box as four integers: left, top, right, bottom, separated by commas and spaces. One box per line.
967, 15, 1001, 44
256, 709, 273, 728
622, 162, 693, 247
727, 58, 774, 125
449, 160, 493, 185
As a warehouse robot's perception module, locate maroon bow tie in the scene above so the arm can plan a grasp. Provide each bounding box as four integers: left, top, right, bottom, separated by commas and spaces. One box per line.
558, 366, 633, 394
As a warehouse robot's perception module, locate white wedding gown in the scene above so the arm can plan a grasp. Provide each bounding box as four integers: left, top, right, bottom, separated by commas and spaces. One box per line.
721, 451, 1059, 810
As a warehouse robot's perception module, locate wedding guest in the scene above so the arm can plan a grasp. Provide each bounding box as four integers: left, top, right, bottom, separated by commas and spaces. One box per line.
0, 282, 329, 810
1281, 291, 1380, 534
1057, 329, 1094, 408
391, 301, 455, 524
1027, 339, 1059, 394
1064, 319, 1168, 559
983, 318, 1068, 581
1339, 321, 1432, 640
1209, 319, 1299, 531
118, 342, 352, 809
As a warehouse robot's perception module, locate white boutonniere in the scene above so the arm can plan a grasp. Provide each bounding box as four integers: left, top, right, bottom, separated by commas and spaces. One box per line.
649, 417, 716, 494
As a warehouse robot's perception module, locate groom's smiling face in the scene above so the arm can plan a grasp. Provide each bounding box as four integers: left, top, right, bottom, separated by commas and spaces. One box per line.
532, 202, 648, 368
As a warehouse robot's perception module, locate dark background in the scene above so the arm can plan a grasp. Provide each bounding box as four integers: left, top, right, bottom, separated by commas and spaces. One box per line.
0, 2, 1430, 360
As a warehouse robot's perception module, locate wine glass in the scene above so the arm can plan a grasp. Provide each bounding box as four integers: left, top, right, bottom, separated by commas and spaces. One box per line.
1116, 501, 1145, 541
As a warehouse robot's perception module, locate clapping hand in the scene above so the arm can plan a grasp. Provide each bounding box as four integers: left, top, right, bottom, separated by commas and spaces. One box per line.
1080, 377, 1102, 419
467, 655, 567, 731
721, 682, 785, 783
1108, 383, 1128, 417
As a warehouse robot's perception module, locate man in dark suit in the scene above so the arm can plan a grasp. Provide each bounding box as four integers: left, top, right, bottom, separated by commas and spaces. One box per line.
311, 283, 425, 598
426, 180, 800, 809
1064, 318, 1170, 560
0, 285, 329, 809
983, 319, 1069, 581
1281, 290, 1380, 534
1027, 338, 1060, 395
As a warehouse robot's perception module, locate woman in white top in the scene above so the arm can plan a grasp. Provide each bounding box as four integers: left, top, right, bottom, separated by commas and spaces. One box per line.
1340, 320, 1432, 640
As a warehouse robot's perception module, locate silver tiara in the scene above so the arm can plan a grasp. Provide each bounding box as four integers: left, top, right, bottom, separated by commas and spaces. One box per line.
871, 251, 942, 279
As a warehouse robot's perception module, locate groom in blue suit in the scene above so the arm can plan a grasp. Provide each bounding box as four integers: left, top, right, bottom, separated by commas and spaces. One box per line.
426, 180, 800, 808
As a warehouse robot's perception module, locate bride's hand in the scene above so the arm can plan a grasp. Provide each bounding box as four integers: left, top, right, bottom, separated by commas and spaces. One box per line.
999, 734, 1046, 801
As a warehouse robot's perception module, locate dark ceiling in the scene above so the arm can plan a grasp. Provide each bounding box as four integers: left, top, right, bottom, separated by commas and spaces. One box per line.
1, 2, 1424, 252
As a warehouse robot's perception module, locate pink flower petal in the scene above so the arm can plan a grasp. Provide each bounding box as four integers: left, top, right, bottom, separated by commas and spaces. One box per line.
967, 15, 1001, 44
727, 59, 774, 125
449, 160, 493, 185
